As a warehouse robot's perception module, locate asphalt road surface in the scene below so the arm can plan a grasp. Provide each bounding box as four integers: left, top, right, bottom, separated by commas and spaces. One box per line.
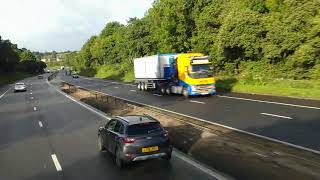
0, 74, 225, 180
60, 72, 320, 152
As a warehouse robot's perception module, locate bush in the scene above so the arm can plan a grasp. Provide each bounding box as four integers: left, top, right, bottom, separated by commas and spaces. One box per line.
79, 67, 96, 77
310, 64, 320, 80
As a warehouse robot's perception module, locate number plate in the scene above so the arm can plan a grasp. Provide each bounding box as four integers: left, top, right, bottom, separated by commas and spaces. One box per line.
142, 146, 159, 153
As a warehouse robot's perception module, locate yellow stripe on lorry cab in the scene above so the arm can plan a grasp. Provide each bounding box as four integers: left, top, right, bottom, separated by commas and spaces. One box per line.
177, 53, 215, 85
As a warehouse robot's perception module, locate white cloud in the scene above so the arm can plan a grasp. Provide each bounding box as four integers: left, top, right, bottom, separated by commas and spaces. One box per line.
0, 0, 153, 52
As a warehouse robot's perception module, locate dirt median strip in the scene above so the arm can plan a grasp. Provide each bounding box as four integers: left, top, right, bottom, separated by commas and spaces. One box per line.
59, 81, 320, 180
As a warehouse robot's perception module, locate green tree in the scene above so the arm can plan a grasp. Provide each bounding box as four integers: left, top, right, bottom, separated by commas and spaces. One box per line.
20, 50, 36, 61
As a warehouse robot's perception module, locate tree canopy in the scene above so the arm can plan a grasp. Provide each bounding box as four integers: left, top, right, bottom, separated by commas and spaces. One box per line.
0, 36, 46, 74
67, 0, 320, 80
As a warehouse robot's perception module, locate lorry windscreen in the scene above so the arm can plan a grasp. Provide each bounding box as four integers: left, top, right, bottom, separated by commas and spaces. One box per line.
189, 64, 213, 78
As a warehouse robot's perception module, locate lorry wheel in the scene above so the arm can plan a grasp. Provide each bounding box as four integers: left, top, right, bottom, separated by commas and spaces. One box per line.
183, 88, 189, 98
137, 83, 141, 90
141, 83, 145, 91
160, 87, 166, 94
144, 83, 148, 91
166, 87, 171, 95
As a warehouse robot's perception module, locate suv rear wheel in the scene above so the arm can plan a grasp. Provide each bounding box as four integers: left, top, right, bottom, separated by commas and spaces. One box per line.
115, 147, 124, 168
162, 153, 172, 160
98, 135, 105, 151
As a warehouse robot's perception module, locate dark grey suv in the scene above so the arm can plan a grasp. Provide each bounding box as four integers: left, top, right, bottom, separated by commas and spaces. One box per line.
98, 115, 172, 168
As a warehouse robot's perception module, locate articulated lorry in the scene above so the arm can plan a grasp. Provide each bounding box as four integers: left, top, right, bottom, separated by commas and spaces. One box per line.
133, 53, 216, 97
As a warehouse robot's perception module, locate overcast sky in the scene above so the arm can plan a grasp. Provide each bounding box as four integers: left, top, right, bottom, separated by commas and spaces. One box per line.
0, 0, 153, 52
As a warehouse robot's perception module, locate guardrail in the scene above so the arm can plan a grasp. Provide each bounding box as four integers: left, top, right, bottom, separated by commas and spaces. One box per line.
56, 80, 320, 180
48, 71, 59, 81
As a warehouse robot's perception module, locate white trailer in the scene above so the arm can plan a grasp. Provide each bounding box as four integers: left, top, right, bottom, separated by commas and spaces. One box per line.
134, 54, 177, 92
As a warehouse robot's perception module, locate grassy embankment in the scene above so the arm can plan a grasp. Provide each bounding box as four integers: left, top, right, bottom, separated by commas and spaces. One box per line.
216, 77, 320, 100
79, 66, 320, 100
0, 72, 32, 86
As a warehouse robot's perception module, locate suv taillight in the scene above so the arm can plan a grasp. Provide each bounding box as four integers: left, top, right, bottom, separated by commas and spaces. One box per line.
123, 137, 136, 144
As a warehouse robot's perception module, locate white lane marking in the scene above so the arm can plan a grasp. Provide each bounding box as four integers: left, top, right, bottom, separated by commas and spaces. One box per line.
218, 95, 320, 110
173, 150, 230, 180
51, 154, 62, 172
111, 82, 118, 84
130, 90, 136, 92
31, 97, 34, 99
30, 92, 33, 95
49, 80, 320, 155
38, 121, 43, 127
34, 107, 37, 111
114, 87, 119, 89
153, 94, 163, 97
260, 113, 293, 119
46, 79, 111, 121
190, 100, 206, 104
0, 88, 11, 99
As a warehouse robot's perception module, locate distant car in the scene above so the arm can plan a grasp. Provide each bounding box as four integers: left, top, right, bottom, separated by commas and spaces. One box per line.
38, 75, 43, 79
98, 115, 172, 168
72, 73, 79, 78
14, 82, 27, 92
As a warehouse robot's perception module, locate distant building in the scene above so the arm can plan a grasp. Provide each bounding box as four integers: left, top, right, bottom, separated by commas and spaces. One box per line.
41, 58, 49, 63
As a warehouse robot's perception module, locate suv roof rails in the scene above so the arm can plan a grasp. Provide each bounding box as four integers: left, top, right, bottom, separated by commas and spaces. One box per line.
142, 114, 159, 122
115, 116, 131, 123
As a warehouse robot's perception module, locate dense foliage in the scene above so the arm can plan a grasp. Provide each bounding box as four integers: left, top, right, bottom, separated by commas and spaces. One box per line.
66, 0, 320, 81
0, 36, 46, 74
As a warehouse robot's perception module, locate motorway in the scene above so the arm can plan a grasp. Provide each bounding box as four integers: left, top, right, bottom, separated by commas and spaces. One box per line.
59, 72, 320, 151
0, 74, 225, 180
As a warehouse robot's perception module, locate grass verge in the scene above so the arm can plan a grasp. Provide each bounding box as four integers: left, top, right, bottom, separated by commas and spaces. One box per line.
216, 77, 320, 100
0, 72, 32, 87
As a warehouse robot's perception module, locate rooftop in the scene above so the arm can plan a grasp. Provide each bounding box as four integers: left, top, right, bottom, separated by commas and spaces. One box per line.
117, 115, 158, 125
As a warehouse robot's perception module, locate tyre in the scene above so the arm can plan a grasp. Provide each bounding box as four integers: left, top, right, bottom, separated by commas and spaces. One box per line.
160, 86, 166, 94
115, 147, 125, 168
141, 83, 145, 91
137, 83, 142, 91
144, 83, 148, 91
98, 135, 106, 151
183, 88, 189, 98
162, 153, 172, 160
165, 87, 171, 95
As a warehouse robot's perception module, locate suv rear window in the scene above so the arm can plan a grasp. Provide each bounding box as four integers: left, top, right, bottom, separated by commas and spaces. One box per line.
127, 122, 163, 136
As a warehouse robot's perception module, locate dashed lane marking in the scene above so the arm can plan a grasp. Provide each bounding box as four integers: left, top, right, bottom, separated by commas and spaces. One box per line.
51, 154, 62, 172
190, 100, 206, 104
260, 113, 293, 119
38, 121, 43, 127
153, 94, 163, 97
